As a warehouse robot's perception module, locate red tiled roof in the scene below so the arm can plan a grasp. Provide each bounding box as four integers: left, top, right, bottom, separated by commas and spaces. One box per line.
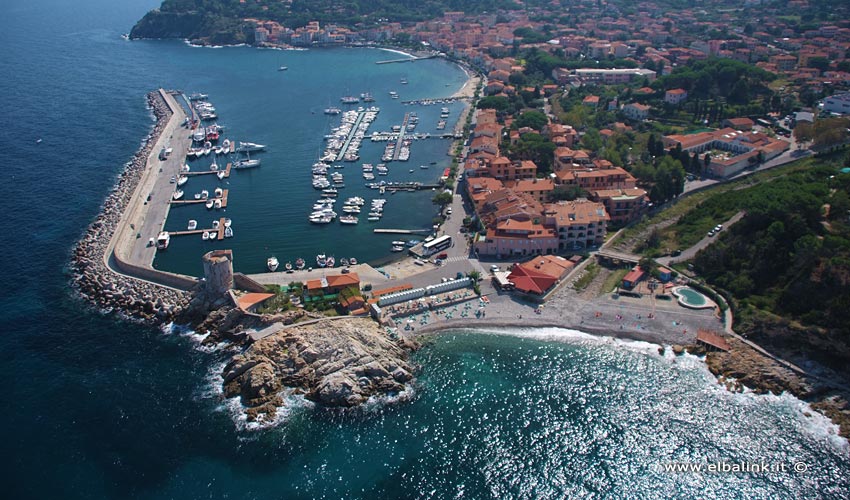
507, 265, 558, 294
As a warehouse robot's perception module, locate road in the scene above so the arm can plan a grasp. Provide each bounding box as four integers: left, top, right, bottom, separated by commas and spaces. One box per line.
655, 211, 745, 267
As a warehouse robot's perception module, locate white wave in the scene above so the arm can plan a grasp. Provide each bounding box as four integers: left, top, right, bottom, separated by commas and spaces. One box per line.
361, 384, 417, 412
160, 321, 228, 353
458, 325, 664, 354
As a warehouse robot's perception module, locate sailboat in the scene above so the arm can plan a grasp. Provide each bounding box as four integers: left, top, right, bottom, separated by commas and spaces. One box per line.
234, 150, 261, 169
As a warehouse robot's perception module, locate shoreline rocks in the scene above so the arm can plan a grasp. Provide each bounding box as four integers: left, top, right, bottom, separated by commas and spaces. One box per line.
221, 317, 419, 421
69, 91, 191, 324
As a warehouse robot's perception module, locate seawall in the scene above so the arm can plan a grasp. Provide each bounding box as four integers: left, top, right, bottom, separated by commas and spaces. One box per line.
70, 90, 195, 322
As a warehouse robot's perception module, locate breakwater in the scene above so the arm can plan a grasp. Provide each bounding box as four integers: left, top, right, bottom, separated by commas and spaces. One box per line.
70, 91, 192, 323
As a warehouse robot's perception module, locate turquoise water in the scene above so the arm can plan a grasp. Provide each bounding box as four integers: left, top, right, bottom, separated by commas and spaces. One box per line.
2, 0, 848, 498
677, 287, 708, 307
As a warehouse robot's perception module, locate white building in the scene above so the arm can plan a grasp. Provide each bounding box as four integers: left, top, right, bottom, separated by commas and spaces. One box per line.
823, 93, 850, 115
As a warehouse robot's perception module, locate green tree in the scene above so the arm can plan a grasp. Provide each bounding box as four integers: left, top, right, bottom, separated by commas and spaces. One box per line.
432, 191, 453, 207
515, 110, 549, 131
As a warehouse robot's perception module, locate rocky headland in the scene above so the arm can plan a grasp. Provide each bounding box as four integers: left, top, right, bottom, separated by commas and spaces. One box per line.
221, 317, 418, 421
69, 91, 191, 323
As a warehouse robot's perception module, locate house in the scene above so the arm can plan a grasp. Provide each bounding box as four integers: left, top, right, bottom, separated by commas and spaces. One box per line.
542, 199, 609, 251
664, 88, 688, 105
622, 102, 651, 121
592, 187, 648, 225
657, 266, 673, 282
305, 272, 361, 296
621, 267, 645, 290
583, 95, 601, 108
236, 292, 276, 313
721, 117, 755, 130
339, 293, 368, 315
506, 264, 559, 295
505, 178, 556, 203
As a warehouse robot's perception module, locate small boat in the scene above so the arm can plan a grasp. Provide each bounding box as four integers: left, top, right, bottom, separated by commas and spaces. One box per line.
324, 107, 342, 115
340, 96, 359, 104
188, 93, 208, 101
187, 220, 198, 230
36, 138, 42, 144
234, 150, 261, 169
172, 190, 184, 200
267, 256, 280, 272
400, 77, 408, 84
295, 258, 306, 270
339, 215, 359, 225
235, 142, 265, 152
349, 258, 357, 265
156, 231, 170, 250
205, 199, 214, 209
212, 220, 220, 229
391, 245, 405, 252
202, 231, 210, 241
177, 175, 188, 186
224, 218, 232, 228
278, 66, 288, 71
224, 226, 233, 238
326, 256, 336, 268
285, 262, 293, 271
316, 254, 327, 268
201, 189, 210, 199
214, 199, 222, 209
392, 240, 406, 246
214, 187, 223, 197
217, 170, 226, 180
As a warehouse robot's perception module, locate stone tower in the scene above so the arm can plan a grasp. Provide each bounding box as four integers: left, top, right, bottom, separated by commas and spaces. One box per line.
202, 249, 233, 298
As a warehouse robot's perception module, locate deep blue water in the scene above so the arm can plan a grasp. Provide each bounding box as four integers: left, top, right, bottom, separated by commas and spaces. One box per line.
2, 1, 848, 498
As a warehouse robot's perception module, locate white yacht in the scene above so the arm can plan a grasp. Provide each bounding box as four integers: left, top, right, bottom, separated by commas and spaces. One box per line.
172, 190, 184, 200
235, 141, 266, 152
155, 231, 170, 250
267, 256, 280, 272
187, 220, 197, 231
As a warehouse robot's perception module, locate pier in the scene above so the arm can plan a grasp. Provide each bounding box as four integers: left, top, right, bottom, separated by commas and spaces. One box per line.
375, 54, 437, 65
401, 96, 469, 105
374, 228, 432, 235
170, 189, 229, 208
183, 162, 232, 178
168, 218, 229, 240
392, 112, 411, 161
336, 109, 367, 161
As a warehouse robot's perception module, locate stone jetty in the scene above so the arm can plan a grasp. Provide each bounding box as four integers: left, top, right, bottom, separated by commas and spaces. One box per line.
70, 91, 191, 323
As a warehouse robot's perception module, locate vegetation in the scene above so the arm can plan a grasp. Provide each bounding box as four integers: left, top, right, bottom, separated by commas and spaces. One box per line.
572, 262, 599, 291
649, 154, 850, 337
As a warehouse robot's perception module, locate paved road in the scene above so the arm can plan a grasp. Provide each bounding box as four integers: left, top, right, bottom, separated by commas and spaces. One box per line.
655, 211, 745, 267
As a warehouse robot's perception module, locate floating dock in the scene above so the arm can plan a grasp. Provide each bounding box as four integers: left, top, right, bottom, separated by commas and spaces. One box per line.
183, 162, 232, 178
170, 189, 229, 208
375, 55, 437, 65
392, 112, 411, 161
168, 217, 228, 240
373, 228, 432, 235
336, 110, 367, 161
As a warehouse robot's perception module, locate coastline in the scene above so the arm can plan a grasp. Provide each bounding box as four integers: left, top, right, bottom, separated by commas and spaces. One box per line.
70, 90, 191, 323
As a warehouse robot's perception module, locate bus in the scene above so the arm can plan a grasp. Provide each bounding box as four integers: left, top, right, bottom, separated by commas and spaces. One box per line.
422, 235, 452, 256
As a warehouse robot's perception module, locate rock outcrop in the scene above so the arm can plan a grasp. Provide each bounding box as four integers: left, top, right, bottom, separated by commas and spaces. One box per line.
222, 318, 418, 418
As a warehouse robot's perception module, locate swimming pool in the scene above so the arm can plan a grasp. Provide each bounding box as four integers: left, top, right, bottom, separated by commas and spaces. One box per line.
672, 286, 714, 309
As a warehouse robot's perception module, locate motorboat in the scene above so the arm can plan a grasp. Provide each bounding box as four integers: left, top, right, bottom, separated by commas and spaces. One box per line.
316, 254, 328, 267
156, 231, 170, 250
202, 231, 210, 241
295, 258, 306, 270
212, 220, 220, 229
224, 226, 233, 238
214, 199, 222, 209
192, 128, 206, 142
201, 189, 210, 199
284, 261, 293, 271
340, 96, 359, 104
349, 258, 357, 265
187, 220, 197, 230
217, 170, 226, 180
205, 199, 214, 209
235, 141, 265, 152
177, 175, 188, 186
392, 240, 406, 246
339, 215, 358, 225
209, 159, 219, 171
324, 107, 342, 115
172, 190, 184, 200
224, 218, 232, 228
391, 245, 405, 252
278, 66, 288, 71
214, 187, 223, 197
188, 93, 208, 101
326, 256, 336, 268
267, 256, 279, 272
340, 258, 349, 266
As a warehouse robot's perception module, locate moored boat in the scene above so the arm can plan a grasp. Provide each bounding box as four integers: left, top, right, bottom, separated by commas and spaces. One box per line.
187, 220, 197, 230
295, 258, 306, 269
172, 190, 184, 200
267, 256, 279, 272
316, 254, 327, 267
156, 231, 170, 250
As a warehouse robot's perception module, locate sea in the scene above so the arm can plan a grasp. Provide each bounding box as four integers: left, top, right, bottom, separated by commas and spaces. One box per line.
2, 0, 848, 498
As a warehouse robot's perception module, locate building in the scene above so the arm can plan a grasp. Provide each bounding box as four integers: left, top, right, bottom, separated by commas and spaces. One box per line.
621, 267, 645, 290
542, 200, 609, 251
664, 88, 688, 105
622, 102, 651, 121
506, 255, 577, 296
475, 218, 560, 258
662, 128, 790, 177
554, 68, 656, 85
305, 273, 361, 296
592, 188, 648, 225
505, 178, 556, 204
721, 117, 755, 130
823, 93, 850, 115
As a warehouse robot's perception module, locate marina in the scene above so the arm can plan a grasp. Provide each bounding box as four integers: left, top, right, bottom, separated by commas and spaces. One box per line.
166, 217, 230, 240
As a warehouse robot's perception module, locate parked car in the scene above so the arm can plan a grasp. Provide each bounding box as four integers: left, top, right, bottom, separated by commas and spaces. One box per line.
490, 264, 500, 272
714, 224, 723, 232
671, 249, 682, 257
437, 252, 448, 259
707, 230, 716, 237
